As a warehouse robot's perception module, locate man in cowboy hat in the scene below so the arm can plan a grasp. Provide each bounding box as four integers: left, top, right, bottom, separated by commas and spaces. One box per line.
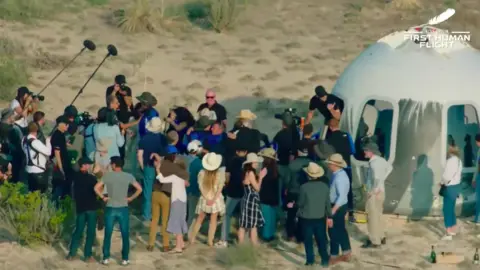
137, 117, 168, 222
289, 162, 332, 267
197, 89, 227, 128
228, 109, 268, 153
325, 153, 352, 263
136, 92, 159, 139
362, 142, 391, 248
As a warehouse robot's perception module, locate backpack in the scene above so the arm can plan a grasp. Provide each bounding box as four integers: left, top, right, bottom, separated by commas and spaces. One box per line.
23, 137, 45, 171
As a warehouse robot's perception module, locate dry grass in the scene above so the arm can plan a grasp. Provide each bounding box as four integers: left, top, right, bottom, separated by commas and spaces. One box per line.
115, 0, 161, 33
391, 0, 421, 9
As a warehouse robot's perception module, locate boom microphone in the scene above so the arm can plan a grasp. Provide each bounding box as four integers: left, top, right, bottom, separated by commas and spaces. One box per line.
38, 39, 96, 95
69, 44, 118, 106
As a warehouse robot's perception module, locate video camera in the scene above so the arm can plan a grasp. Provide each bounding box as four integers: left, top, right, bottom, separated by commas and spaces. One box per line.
76, 111, 95, 127
274, 108, 302, 127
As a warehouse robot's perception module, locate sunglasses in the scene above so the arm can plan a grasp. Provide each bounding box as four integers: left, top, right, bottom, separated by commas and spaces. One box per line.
206, 96, 215, 99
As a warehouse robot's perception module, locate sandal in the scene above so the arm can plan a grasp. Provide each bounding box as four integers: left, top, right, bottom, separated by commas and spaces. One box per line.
169, 248, 183, 254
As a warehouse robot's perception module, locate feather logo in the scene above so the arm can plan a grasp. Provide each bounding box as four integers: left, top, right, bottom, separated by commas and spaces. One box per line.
427, 8, 455, 25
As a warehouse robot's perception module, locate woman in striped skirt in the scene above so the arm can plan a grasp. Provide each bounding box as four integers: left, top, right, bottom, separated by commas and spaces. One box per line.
238, 153, 268, 245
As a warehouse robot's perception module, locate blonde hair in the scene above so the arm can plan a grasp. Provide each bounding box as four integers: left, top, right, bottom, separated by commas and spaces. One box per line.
448, 145, 460, 157
201, 169, 218, 193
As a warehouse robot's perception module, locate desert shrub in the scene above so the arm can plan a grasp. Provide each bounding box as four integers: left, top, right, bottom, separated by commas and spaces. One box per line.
0, 182, 75, 246
208, 0, 244, 33
216, 243, 262, 269
115, 0, 161, 33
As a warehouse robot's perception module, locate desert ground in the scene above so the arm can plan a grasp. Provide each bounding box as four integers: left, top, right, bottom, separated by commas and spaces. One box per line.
1, 0, 480, 268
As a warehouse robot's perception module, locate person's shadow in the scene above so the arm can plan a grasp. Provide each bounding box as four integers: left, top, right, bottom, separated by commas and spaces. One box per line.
409, 154, 434, 220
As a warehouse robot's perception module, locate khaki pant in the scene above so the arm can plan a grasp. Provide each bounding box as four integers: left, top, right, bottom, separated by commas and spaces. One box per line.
149, 191, 171, 248
366, 192, 385, 245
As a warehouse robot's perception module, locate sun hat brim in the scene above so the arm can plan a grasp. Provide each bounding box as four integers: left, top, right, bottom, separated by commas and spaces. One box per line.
242, 156, 264, 166
325, 160, 347, 168
258, 152, 278, 161
303, 167, 324, 178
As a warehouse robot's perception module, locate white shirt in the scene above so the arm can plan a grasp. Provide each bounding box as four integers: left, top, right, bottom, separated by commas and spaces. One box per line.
10, 99, 28, 128
23, 134, 52, 173
366, 155, 392, 193
442, 155, 463, 186
156, 173, 187, 202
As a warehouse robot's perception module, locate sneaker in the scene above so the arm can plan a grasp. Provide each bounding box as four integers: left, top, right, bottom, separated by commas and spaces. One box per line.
214, 241, 228, 248
441, 234, 453, 241
101, 259, 110, 265
121, 260, 130, 266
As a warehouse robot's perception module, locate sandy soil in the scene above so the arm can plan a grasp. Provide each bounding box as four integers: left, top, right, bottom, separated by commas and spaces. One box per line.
1, 0, 480, 268
2, 214, 480, 269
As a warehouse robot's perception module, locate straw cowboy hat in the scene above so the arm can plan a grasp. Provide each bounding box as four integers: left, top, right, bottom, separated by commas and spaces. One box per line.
326, 153, 348, 168
242, 153, 264, 166
258, 148, 278, 161
202, 152, 222, 171
236, 109, 257, 121
303, 162, 325, 178
146, 117, 166, 133
96, 138, 112, 152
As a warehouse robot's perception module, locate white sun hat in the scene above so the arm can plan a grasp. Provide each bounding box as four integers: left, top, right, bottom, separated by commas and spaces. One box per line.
202, 152, 222, 171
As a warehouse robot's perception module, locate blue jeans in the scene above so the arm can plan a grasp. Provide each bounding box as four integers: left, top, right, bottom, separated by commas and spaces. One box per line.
442, 184, 460, 228
68, 210, 97, 258
260, 204, 277, 240
142, 166, 155, 220
220, 196, 241, 242
475, 175, 480, 223
103, 207, 130, 260
328, 205, 351, 256
302, 218, 329, 266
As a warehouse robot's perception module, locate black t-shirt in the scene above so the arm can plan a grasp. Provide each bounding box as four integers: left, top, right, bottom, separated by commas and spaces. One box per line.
273, 128, 296, 166
138, 133, 168, 167
326, 130, 353, 166
225, 156, 246, 198
197, 102, 227, 122
106, 85, 133, 123
50, 130, 69, 170
259, 170, 279, 206
72, 171, 100, 213
236, 127, 261, 153
309, 94, 344, 123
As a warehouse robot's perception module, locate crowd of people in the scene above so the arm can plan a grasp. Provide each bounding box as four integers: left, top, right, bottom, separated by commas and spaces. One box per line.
0, 76, 471, 267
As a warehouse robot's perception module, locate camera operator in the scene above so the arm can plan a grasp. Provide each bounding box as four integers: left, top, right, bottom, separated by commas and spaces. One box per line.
10, 87, 36, 131
83, 107, 125, 159
23, 122, 51, 193
105, 75, 133, 123
33, 111, 47, 144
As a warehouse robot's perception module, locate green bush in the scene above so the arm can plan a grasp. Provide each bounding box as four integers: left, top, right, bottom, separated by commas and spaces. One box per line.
114, 0, 161, 33
216, 243, 262, 269
0, 182, 75, 246
208, 0, 241, 33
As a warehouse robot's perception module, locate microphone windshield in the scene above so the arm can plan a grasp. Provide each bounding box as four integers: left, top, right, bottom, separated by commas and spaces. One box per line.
83, 40, 96, 51
107, 45, 118, 56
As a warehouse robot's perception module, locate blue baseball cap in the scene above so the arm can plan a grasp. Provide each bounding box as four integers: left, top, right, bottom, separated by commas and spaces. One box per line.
166, 145, 178, 155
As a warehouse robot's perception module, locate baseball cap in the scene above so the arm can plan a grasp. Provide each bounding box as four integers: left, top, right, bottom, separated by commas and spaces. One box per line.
315, 85, 327, 97
166, 145, 178, 155
187, 140, 202, 153
115, 74, 126, 85
78, 156, 93, 166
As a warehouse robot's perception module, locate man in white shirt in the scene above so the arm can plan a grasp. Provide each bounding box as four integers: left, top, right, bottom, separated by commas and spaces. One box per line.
23, 122, 51, 193
362, 142, 392, 249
